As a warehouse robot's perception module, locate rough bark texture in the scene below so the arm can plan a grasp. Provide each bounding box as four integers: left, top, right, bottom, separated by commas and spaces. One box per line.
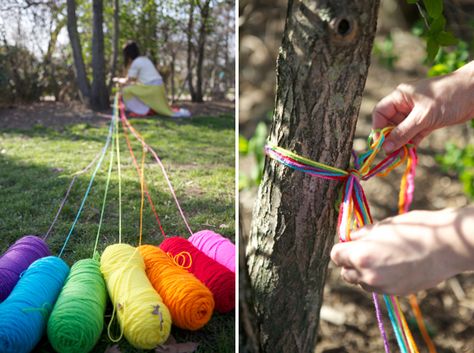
195, 0, 211, 103
246, 1, 380, 352
186, 1, 197, 101
91, 0, 109, 111
66, 0, 90, 102
108, 0, 120, 91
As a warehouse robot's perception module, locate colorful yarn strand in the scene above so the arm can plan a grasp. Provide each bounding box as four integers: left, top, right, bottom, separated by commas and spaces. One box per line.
119, 96, 193, 236
160, 237, 235, 313
265, 127, 430, 353
100, 244, 171, 349
0, 235, 51, 302
58, 102, 116, 257
189, 230, 235, 272
139, 245, 215, 330
0, 256, 69, 353
47, 259, 107, 353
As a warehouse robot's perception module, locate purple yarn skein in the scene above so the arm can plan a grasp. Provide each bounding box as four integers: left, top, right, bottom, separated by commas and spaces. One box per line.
0, 235, 50, 301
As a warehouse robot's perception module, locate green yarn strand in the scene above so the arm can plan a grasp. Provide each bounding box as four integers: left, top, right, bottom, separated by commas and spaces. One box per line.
47, 259, 107, 353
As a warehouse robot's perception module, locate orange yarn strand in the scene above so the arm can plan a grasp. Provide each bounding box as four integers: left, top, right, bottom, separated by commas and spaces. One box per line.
139, 148, 146, 246
139, 245, 214, 330
409, 295, 437, 353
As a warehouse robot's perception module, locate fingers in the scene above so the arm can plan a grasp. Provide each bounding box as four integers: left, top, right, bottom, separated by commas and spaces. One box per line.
372, 88, 412, 130
382, 107, 425, 153
330, 243, 353, 268
340, 267, 361, 285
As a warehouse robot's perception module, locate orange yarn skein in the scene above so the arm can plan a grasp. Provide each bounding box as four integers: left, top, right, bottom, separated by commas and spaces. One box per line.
139, 245, 215, 330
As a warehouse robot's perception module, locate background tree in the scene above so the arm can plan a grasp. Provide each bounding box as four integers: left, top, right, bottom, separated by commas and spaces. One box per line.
245, 1, 380, 352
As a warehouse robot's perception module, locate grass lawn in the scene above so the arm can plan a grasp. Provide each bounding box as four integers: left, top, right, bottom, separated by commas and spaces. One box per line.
0, 111, 235, 353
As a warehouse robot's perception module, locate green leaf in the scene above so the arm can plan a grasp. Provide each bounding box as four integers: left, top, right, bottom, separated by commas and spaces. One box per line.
426, 37, 440, 61
429, 15, 446, 34
437, 31, 458, 46
239, 135, 249, 154
423, 0, 443, 19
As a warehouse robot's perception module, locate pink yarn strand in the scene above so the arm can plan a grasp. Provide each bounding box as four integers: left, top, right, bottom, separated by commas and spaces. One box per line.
118, 99, 193, 236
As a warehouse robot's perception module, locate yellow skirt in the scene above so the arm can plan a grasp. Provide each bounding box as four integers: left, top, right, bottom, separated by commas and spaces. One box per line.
122, 84, 173, 117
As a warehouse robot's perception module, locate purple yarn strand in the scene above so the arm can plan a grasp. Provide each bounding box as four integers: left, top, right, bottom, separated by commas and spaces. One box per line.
0, 236, 51, 302
372, 292, 391, 353
44, 148, 103, 240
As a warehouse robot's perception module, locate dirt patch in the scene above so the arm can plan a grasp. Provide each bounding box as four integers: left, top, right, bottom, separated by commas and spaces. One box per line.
0, 100, 234, 130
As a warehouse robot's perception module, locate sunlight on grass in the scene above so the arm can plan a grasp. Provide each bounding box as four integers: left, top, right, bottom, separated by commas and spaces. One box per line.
0, 114, 235, 353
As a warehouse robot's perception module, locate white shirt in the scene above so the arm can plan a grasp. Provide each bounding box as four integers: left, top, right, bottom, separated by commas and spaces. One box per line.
127, 56, 163, 85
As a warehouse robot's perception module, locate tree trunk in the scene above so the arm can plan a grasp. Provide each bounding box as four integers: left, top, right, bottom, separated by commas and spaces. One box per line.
66, 0, 90, 103
91, 0, 109, 111
108, 0, 120, 91
195, 0, 211, 103
245, 1, 380, 352
186, 0, 197, 101
170, 51, 176, 103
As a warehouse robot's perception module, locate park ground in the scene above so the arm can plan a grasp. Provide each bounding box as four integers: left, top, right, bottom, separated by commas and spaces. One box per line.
240, 22, 473, 353
0, 100, 235, 353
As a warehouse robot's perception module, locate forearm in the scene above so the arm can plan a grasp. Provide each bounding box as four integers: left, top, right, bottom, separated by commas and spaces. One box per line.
450, 205, 474, 272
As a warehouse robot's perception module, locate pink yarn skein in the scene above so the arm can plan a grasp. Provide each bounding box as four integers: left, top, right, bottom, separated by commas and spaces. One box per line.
188, 230, 235, 272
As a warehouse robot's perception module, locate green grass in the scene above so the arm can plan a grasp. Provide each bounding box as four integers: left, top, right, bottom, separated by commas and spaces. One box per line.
0, 113, 235, 353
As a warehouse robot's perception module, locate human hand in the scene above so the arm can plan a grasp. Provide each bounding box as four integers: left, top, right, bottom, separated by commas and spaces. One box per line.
330, 207, 474, 295
373, 61, 474, 153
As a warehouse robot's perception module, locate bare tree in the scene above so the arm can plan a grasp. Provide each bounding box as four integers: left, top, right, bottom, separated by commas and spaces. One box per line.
90, 0, 109, 110
186, 0, 197, 101
194, 0, 212, 102
66, 0, 90, 103
244, 1, 381, 352
108, 0, 120, 91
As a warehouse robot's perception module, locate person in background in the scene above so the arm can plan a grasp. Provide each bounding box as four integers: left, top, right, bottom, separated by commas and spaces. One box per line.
115, 41, 190, 118
331, 61, 474, 296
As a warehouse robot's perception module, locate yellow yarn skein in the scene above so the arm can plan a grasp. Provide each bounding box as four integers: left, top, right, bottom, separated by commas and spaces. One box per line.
100, 244, 171, 349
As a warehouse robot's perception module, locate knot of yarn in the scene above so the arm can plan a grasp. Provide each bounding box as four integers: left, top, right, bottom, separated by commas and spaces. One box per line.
348, 169, 362, 179
264, 126, 421, 353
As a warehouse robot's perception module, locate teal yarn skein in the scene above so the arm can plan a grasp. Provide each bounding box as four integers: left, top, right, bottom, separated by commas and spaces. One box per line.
47, 258, 107, 353
0, 256, 69, 353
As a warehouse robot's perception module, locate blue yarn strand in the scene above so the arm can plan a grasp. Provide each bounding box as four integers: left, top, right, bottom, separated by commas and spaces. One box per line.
0, 256, 69, 353
58, 110, 116, 258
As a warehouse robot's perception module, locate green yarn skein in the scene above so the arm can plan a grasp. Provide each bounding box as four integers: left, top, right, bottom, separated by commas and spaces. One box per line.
47, 258, 107, 353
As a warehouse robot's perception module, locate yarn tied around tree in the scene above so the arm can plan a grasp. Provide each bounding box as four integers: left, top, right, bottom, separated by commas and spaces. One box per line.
265, 127, 435, 353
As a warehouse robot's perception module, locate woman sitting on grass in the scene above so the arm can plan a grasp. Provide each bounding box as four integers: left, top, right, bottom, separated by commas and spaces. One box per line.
116, 41, 190, 118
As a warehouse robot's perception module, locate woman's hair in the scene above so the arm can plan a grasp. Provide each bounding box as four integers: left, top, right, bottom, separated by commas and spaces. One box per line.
123, 41, 140, 67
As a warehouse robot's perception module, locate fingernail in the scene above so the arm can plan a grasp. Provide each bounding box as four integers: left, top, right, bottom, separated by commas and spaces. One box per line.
383, 141, 395, 153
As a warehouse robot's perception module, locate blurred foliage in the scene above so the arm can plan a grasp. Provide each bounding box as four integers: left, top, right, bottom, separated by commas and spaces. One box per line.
239, 121, 267, 190
427, 40, 469, 76
407, 0, 458, 61
373, 33, 398, 70
436, 140, 474, 199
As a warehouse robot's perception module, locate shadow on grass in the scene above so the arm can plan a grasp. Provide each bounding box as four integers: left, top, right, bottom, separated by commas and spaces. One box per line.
0, 149, 235, 353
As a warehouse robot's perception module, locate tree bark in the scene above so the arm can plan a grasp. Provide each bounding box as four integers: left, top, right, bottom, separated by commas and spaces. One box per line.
108, 0, 120, 91
194, 0, 211, 103
66, 0, 90, 103
91, 0, 109, 110
245, 1, 380, 352
186, 0, 197, 101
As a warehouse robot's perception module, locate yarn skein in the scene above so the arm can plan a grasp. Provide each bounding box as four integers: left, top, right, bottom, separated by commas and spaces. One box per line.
0, 235, 51, 302
189, 230, 235, 272
47, 258, 107, 353
160, 237, 235, 313
0, 256, 69, 353
139, 245, 214, 330
100, 244, 171, 349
